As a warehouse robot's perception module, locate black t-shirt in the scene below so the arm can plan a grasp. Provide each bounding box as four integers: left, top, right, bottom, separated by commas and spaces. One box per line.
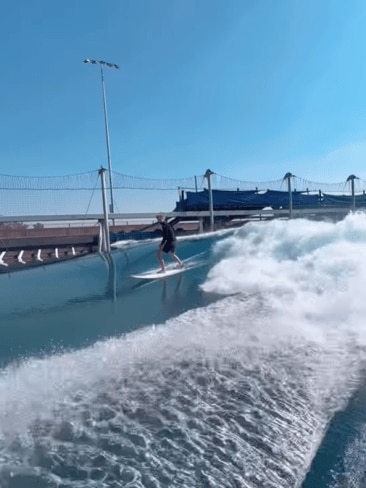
161, 221, 176, 242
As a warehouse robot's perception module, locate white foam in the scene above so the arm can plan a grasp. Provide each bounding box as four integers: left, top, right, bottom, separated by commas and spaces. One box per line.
201, 213, 366, 331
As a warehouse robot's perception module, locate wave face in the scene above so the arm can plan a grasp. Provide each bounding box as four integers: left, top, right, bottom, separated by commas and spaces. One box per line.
2, 214, 366, 487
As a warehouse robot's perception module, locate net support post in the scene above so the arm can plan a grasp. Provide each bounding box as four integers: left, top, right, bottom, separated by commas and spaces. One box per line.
347, 175, 357, 212
284, 172, 294, 219
99, 167, 111, 253
205, 169, 215, 232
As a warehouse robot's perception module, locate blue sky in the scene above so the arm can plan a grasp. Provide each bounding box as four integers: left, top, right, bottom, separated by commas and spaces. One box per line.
1, 0, 366, 204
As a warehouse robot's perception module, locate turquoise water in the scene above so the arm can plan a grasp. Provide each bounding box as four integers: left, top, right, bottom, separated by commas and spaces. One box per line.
1, 216, 366, 487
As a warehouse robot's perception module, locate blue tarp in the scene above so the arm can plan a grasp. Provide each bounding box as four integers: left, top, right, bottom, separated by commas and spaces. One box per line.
174, 190, 260, 211
174, 189, 320, 211
321, 193, 366, 207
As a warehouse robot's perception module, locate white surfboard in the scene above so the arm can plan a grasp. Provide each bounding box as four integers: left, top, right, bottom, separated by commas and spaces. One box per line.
131, 266, 187, 280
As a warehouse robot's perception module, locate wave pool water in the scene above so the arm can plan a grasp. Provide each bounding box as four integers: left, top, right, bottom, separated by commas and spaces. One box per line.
1, 215, 366, 487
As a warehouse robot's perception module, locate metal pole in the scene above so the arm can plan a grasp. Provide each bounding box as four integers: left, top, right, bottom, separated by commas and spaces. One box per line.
99, 167, 110, 252
99, 65, 114, 214
347, 175, 357, 212
284, 172, 293, 219
83, 59, 119, 217
205, 169, 214, 232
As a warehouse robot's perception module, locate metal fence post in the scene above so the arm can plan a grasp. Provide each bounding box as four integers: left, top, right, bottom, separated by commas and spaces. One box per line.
99, 167, 111, 252
205, 169, 214, 232
347, 174, 357, 212
284, 172, 294, 219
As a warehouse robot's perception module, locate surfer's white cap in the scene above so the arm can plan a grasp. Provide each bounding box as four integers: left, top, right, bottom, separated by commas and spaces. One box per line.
156, 213, 164, 219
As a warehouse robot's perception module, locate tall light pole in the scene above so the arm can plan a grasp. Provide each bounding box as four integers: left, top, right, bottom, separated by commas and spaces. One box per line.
83, 59, 119, 214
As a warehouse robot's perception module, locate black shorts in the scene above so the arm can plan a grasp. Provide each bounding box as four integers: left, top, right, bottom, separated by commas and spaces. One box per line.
162, 241, 176, 253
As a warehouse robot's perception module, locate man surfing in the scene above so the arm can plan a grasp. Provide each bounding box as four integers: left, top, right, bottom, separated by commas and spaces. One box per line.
156, 213, 183, 273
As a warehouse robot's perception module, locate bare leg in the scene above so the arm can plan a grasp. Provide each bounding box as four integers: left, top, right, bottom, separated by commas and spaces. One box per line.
169, 251, 183, 268
157, 248, 166, 272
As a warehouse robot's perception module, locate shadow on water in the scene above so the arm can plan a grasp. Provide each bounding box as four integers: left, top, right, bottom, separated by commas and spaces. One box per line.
0, 234, 224, 368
